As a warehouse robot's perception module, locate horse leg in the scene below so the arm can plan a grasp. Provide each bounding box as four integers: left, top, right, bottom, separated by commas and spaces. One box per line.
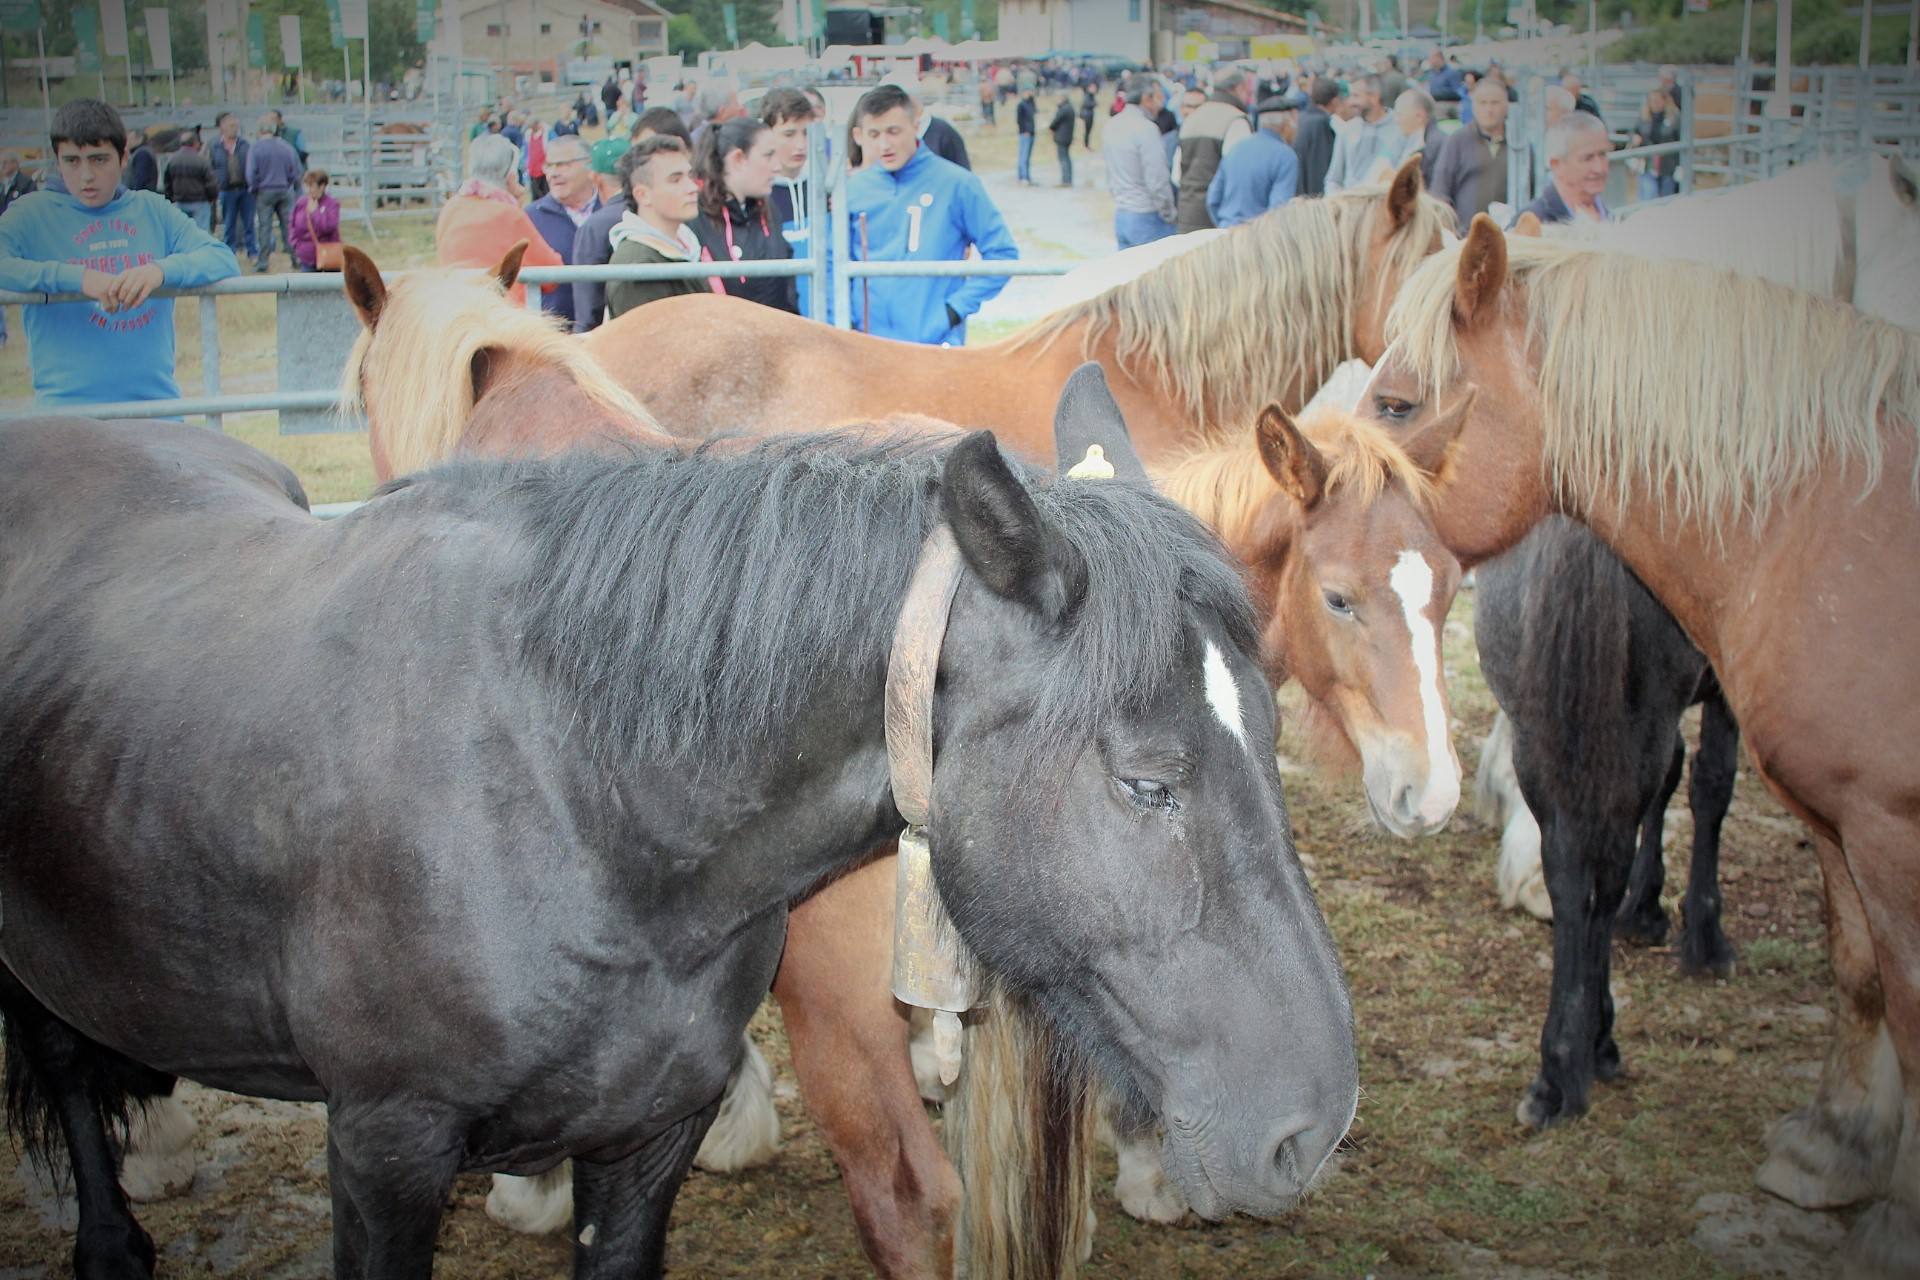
0, 968, 156, 1279
324, 1100, 462, 1280
1677, 688, 1739, 978
571, 1098, 719, 1280
1818, 814, 1920, 1277
775, 853, 961, 1280
1757, 834, 1901, 1210
482, 1029, 777, 1237
1614, 733, 1683, 947
117, 1077, 198, 1203
1517, 800, 1636, 1128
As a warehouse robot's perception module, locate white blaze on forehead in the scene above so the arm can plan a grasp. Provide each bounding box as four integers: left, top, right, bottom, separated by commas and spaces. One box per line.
1388, 550, 1461, 824
1202, 640, 1249, 751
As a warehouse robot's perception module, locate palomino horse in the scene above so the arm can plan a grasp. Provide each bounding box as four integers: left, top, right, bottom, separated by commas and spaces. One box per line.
363, 159, 1457, 478
0, 407, 1356, 1279
335, 230, 1460, 1275
1364, 220, 1920, 1276
1483, 152, 1920, 924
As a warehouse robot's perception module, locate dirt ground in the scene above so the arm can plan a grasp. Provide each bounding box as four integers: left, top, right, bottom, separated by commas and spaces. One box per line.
0, 585, 1842, 1279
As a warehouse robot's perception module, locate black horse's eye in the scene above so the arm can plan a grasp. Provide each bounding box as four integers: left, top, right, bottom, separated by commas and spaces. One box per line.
1117, 778, 1178, 811
1323, 590, 1354, 617
1374, 395, 1417, 421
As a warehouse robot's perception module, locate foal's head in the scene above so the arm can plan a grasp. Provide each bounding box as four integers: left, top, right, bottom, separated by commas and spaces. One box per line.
1248, 406, 1463, 837
928, 375, 1357, 1219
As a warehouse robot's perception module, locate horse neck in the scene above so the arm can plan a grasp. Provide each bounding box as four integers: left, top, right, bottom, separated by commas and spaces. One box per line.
467, 349, 662, 459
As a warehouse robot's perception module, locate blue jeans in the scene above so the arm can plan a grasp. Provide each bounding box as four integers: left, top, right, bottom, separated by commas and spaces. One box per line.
1017, 132, 1034, 182
1114, 209, 1176, 250
178, 200, 212, 231
1637, 172, 1678, 201
219, 189, 256, 257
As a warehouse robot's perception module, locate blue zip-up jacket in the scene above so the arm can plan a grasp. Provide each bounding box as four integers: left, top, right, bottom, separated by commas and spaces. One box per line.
846, 146, 1017, 346
1205, 128, 1298, 229
0, 175, 239, 406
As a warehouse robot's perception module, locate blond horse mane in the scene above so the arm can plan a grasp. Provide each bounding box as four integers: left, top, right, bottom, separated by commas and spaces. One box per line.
337, 266, 659, 475
1154, 407, 1435, 547
1387, 236, 1920, 530
1002, 184, 1455, 440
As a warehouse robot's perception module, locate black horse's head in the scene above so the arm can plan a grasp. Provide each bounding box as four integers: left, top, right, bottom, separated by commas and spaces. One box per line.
927, 369, 1358, 1219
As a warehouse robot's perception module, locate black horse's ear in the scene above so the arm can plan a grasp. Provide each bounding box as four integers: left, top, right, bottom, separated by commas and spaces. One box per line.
1053, 363, 1148, 483
943, 431, 1084, 624
340, 246, 386, 331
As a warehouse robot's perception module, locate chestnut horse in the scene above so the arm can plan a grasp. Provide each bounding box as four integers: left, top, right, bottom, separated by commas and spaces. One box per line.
1364, 220, 1920, 1277
335, 226, 1460, 1276
364, 160, 1457, 479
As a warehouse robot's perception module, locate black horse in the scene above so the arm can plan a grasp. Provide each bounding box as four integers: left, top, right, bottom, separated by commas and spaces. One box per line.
0, 392, 1356, 1279
1475, 517, 1740, 1129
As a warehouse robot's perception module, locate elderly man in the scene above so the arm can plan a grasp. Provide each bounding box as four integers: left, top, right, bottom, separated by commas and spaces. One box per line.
246, 115, 302, 272
691, 78, 744, 148
1394, 88, 1446, 187
1175, 65, 1255, 233
435, 133, 560, 308
1205, 93, 1300, 230
1325, 73, 1399, 193
1429, 76, 1511, 229
525, 133, 600, 325
1514, 111, 1612, 226
1104, 75, 1178, 248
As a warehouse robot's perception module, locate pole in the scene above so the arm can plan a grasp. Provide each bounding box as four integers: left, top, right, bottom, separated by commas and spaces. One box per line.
1399, 0, 1409, 36
169, 64, 176, 109
1476, 0, 1483, 42
1771, 0, 1792, 122
1440, 0, 1448, 43
1740, 0, 1753, 64
345, 35, 354, 104
1908, 0, 1918, 65
1588, 0, 1597, 70
35, 27, 48, 134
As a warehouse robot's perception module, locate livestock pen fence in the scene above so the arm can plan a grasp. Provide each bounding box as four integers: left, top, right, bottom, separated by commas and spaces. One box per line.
2, 63, 1917, 440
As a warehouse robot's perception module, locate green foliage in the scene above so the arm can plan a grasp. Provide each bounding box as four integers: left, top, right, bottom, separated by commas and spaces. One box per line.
668, 12, 710, 56
1610, 0, 1913, 64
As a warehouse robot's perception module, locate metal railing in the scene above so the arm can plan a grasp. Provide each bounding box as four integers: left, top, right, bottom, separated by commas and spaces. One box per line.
0, 125, 1071, 431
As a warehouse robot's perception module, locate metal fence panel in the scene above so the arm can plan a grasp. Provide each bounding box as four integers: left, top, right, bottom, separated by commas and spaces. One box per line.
276, 289, 365, 435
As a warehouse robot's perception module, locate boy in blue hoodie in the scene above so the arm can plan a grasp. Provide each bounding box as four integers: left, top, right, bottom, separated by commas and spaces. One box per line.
846, 85, 1017, 347
0, 99, 239, 407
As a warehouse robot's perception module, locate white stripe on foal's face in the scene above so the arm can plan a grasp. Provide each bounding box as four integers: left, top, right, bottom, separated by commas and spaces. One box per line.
1202, 640, 1248, 751
1388, 550, 1458, 825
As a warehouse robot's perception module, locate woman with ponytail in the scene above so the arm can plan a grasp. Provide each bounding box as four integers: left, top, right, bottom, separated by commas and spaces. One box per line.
688, 116, 795, 313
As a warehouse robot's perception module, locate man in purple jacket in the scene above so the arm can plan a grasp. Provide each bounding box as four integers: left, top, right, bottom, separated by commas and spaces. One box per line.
246, 115, 302, 272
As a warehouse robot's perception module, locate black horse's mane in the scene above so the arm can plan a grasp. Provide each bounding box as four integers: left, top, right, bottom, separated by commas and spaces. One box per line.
392, 430, 1259, 768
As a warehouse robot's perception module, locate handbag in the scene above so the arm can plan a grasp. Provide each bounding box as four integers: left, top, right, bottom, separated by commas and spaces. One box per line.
315, 241, 345, 271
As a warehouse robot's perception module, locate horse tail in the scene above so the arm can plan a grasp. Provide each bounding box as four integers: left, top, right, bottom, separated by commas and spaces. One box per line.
947, 988, 1098, 1280
0, 965, 173, 1179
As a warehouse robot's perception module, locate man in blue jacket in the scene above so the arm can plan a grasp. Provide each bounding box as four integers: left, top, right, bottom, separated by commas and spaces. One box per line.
524, 133, 600, 326
845, 84, 1017, 347
0, 99, 239, 407
1206, 94, 1301, 230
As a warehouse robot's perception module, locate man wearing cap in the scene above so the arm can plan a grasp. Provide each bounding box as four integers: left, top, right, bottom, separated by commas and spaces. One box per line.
1103, 75, 1177, 249
1205, 93, 1301, 230
1173, 65, 1255, 233
524, 133, 601, 326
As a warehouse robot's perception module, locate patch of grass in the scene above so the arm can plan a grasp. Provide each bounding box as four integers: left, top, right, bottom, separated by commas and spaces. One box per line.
1742, 935, 1825, 980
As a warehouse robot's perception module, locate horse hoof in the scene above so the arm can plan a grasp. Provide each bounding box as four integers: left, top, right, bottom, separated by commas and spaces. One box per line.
74, 1219, 155, 1280
1613, 908, 1671, 948
1515, 1078, 1585, 1130
1755, 1108, 1889, 1210
485, 1169, 574, 1235
1679, 935, 1738, 980
1840, 1198, 1920, 1279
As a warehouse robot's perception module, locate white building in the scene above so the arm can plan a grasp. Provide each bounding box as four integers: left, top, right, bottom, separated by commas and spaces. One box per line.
997, 0, 1154, 61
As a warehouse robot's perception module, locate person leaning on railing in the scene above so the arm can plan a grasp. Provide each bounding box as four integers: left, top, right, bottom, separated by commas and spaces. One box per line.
0, 98, 238, 408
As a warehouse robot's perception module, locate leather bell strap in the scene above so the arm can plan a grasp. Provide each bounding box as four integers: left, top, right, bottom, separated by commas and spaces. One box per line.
884, 523, 963, 831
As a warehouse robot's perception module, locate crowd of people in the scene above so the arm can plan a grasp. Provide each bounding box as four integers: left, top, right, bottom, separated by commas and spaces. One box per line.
0, 51, 1686, 408
440, 73, 1016, 345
